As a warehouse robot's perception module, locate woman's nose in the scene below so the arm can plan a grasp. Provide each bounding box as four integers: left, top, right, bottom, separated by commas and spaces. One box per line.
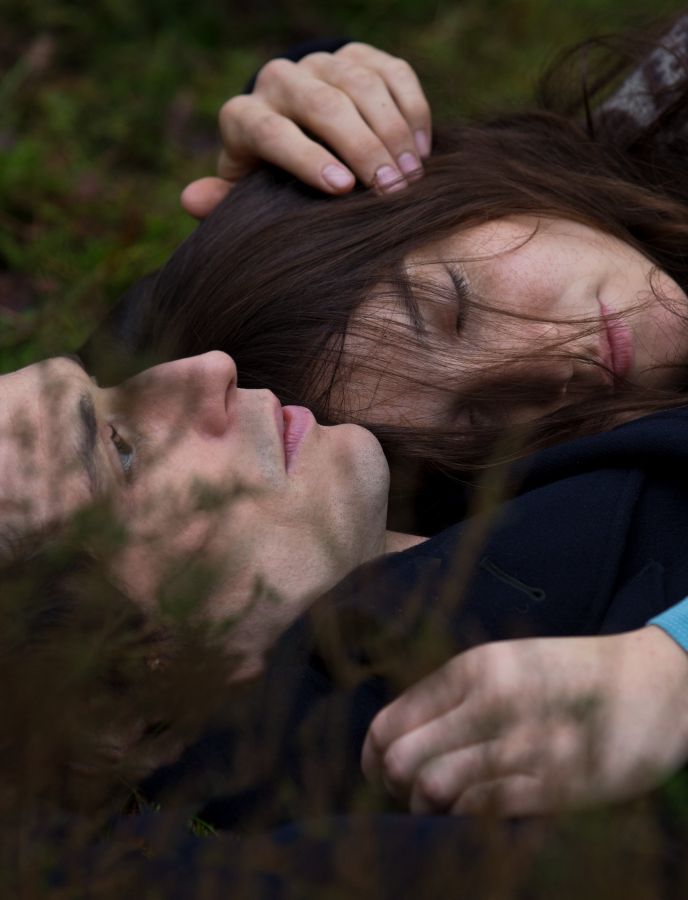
503, 348, 611, 424
123, 351, 238, 436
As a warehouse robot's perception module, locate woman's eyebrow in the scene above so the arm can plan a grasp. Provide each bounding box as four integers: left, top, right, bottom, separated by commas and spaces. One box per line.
76, 392, 102, 497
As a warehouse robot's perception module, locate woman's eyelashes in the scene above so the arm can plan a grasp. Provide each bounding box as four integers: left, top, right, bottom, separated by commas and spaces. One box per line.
447, 265, 470, 333
108, 423, 135, 480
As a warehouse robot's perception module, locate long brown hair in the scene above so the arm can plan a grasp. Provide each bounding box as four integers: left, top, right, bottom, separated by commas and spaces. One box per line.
94, 24, 688, 483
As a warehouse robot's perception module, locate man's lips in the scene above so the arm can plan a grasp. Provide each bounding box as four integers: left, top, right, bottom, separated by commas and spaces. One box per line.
282, 405, 315, 470
599, 301, 635, 381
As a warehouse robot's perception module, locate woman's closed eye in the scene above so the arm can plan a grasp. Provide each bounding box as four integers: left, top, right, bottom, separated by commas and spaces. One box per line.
448, 265, 471, 333
108, 424, 135, 479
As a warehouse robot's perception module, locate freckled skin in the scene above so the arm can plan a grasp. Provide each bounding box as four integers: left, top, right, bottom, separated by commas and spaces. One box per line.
339, 217, 688, 429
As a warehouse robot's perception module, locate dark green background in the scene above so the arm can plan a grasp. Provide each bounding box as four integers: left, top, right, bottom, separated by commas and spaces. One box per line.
1, 0, 685, 369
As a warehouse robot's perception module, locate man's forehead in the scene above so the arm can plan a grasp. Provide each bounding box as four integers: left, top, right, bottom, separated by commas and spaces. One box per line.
0, 358, 93, 496
1, 357, 86, 419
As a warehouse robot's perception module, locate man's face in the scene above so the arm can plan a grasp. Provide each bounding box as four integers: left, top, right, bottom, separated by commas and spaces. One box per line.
0, 352, 390, 666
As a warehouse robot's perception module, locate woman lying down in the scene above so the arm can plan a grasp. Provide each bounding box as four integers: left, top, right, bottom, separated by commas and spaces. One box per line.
5, 18, 688, 833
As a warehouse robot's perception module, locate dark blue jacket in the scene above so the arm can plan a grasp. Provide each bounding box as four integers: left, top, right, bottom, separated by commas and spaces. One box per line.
140, 406, 688, 832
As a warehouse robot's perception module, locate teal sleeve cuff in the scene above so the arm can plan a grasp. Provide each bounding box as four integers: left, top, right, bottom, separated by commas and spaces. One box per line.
648, 596, 688, 654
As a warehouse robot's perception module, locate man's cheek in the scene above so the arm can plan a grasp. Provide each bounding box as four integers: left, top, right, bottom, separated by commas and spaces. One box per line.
110, 541, 161, 609
112, 514, 219, 609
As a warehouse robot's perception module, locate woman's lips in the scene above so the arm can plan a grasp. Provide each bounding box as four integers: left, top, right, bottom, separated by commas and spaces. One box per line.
282, 405, 315, 470
599, 301, 635, 381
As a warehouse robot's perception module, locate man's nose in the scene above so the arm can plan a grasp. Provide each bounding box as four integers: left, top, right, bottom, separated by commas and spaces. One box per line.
126, 351, 238, 437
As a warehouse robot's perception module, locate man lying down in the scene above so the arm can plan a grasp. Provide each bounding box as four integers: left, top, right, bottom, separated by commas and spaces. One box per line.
2, 349, 688, 837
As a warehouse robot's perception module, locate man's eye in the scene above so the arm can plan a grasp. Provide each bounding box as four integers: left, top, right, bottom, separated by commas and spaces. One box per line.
109, 424, 135, 478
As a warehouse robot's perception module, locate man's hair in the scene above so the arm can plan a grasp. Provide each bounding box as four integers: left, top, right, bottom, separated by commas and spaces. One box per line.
0, 507, 240, 820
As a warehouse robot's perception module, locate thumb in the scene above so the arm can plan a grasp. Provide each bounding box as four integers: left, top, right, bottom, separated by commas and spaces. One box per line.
180, 176, 233, 220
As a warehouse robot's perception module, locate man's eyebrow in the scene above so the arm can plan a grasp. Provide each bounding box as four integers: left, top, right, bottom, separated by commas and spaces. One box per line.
76, 391, 102, 497
53, 353, 102, 495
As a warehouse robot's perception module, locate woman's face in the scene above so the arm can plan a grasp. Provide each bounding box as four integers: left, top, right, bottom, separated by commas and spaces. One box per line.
0, 352, 389, 662
338, 217, 688, 429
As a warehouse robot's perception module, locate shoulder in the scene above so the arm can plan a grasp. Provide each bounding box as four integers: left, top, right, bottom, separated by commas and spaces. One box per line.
518, 406, 688, 489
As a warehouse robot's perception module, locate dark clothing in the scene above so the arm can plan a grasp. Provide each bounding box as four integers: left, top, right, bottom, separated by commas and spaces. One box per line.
111, 405, 688, 890
65, 803, 688, 899
140, 406, 688, 832
91, 804, 688, 900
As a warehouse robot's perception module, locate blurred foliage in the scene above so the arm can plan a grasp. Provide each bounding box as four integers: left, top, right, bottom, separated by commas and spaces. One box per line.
4, 1, 688, 895
1, 0, 686, 370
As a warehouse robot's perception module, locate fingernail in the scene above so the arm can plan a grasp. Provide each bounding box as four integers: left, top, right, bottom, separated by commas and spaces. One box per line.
374, 164, 406, 192
322, 164, 355, 191
414, 129, 431, 158
397, 151, 422, 178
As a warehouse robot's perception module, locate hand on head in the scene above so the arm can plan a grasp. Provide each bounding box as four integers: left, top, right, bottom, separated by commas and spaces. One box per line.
181, 42, 432, 218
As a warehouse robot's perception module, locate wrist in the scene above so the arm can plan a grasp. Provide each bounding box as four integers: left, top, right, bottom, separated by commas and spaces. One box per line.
639, 625, 688, 757
643, 623, 688, 672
